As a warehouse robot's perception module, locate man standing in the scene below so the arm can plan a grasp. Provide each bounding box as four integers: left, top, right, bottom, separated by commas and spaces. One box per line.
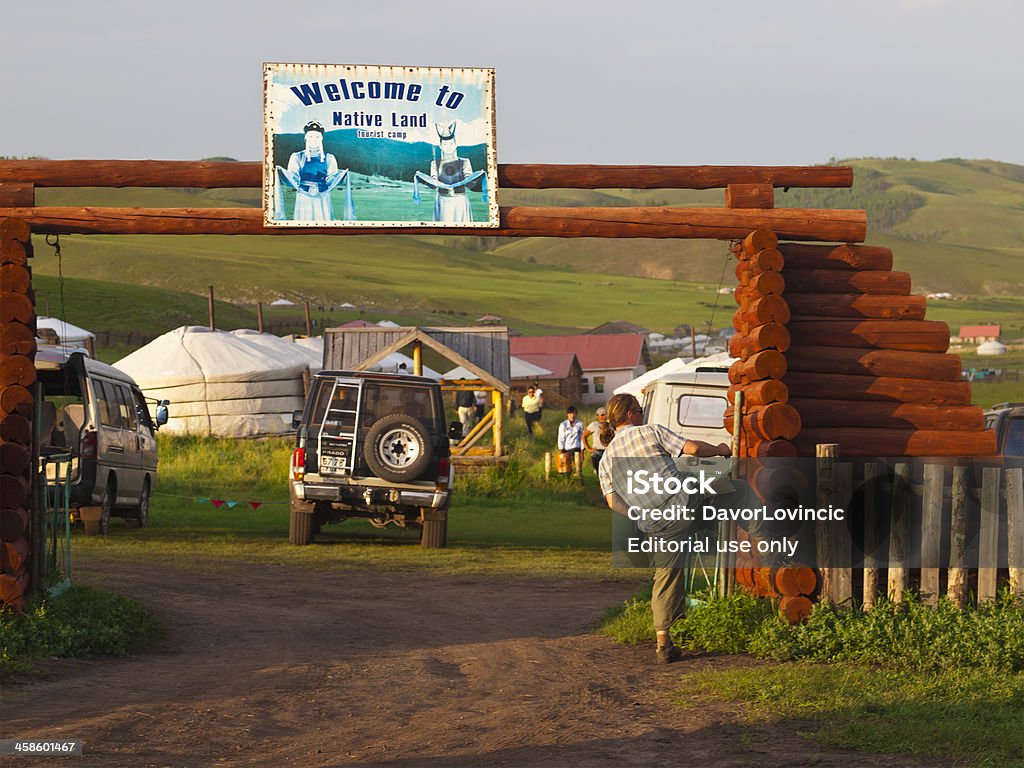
557, 406, 585, 470
521, 386, 543, 436
582, 406, 610, 472
456, 389, 476, 433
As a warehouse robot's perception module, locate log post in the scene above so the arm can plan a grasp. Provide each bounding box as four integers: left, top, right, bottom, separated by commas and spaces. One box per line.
544, 451, 552, 480
725, 183, 774, 209
491, 389, 504, 457
947, 465, 969, 608
304, 302, 312, 337
920, 464, 944, 608
207, 285, 215, 331
888, 463, 911, 604
0, 217, 34, 611
412, 341, 423, 377
257, 302, 264, 333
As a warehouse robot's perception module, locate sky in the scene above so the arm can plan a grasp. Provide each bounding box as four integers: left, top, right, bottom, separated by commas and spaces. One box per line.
2, 0, 1022, 165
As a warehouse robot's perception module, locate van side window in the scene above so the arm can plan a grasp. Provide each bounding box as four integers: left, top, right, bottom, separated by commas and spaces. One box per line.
116, 385, 138, 431
95, 380, 122, 428
132, 388, 154, 433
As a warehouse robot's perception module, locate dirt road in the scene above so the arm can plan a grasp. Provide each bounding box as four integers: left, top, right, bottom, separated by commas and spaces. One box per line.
2, 557, 934, 767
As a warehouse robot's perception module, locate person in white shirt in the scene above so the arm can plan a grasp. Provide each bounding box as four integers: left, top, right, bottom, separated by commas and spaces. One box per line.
557, 406, 585, 469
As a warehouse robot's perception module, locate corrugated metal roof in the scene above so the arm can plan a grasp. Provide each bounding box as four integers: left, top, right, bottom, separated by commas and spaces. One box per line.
511, 334, 646, 371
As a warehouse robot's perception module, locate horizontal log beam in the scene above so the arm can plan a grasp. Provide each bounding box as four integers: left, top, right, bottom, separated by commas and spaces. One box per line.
785, 346, 963, 381
785, 371, 970, 404
787, 319, 950, 352
794, 428, 997, 457
0, 206, 867, 241
790, 398, 985, 431
787, 294, 927, 321
783, 270, 911, 294
0, 160, 854, 190
777, 243, 893, 271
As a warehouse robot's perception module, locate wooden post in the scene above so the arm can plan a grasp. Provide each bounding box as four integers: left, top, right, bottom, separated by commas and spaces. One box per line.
888, 463, 911, 604
304, 302, 312, 336
1006, 468, 1024, 600
412, 341, 422, 376
544, 452, 552, 479
816, 443, 838, 601
573, 450, 583, 478
831, 461, 853, 605
920, 464, 944, 607
862, 462, 881, 610
978, 467, 1001, 604
947, 465, 969, 608
207, 285, 215, 331
491, 389, 504, 457
257, 302, 264, 333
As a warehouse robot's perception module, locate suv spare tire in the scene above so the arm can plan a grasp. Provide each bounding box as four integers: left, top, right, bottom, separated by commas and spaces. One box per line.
364, 414, 433, 483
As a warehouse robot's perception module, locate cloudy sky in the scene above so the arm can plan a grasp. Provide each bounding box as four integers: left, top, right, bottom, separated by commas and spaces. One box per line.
2, 0, 1021, 165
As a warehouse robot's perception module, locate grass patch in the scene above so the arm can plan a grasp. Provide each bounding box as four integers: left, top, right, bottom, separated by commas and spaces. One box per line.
1, 585, 159, 678
600, 590, 1024, 766
683, 664, 1024, 768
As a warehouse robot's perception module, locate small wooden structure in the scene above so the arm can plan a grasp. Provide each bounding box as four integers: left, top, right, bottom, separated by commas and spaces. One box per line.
324, 325, 510, 471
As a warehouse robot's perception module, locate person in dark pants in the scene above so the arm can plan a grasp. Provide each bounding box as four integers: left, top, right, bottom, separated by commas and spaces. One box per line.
583, 406, 609, 471
521, 385, 542, 435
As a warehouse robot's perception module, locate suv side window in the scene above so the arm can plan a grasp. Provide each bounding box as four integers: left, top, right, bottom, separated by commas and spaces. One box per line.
131, 388, 155, 434
95, 379, 122, 428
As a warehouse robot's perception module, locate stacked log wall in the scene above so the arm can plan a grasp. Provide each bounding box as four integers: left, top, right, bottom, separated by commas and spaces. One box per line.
0, 218, 35, 610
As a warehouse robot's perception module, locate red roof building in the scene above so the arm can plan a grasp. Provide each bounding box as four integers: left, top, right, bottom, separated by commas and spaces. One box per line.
511, 334, 650, 405
954, 325, 1001, 344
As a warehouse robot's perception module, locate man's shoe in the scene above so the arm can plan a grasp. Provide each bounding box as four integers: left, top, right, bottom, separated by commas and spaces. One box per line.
656, 643, 683, 665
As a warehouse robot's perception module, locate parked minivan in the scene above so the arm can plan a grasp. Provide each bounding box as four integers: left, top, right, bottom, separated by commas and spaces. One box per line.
35, 347, 168, 534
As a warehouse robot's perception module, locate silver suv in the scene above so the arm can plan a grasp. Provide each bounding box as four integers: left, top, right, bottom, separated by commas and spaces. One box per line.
288, 371, 454, 547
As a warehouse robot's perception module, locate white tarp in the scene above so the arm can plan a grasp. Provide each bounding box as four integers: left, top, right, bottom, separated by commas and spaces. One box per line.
231, 329, 322, 372
366, 352, 442, 379
614, 352, 735, 398
37, 317, 94, 346
114, 326, 308, 437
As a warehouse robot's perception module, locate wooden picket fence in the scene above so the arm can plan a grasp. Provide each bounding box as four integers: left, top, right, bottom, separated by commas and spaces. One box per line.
815, 450, 1024, 609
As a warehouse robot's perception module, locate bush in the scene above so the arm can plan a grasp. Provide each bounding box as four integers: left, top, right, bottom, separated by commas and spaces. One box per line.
1, 585, 159, 677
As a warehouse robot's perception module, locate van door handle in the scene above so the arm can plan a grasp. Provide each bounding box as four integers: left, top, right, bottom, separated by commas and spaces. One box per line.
108, 446, 125, 455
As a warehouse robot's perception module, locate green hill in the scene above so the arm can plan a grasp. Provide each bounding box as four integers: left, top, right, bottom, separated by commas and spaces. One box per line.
25, 158, 1023, 348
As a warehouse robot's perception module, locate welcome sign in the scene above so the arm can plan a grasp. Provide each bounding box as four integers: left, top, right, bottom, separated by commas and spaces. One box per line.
263, 63, 499, 228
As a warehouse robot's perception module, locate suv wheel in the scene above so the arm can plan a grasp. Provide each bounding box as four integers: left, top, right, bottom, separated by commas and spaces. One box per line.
365, 414, 434, 483
290, 501, 315, 545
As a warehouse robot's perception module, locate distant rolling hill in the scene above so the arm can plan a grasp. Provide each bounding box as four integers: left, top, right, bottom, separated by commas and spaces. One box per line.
26, 158, 1022, 344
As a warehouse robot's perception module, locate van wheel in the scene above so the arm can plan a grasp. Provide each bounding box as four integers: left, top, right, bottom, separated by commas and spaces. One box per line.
126, 480, 150, 529
420, 518, 448, 549
99, 483, 114, 536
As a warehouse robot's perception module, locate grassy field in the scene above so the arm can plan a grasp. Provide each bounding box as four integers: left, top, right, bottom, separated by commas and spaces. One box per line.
72, 409, 632, 580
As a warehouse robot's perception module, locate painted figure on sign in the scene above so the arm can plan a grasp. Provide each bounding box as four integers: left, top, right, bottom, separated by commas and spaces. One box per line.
413, 121, 488, 223
274, 121, 355, 222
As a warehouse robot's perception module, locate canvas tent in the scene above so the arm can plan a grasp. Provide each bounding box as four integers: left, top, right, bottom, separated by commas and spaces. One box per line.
114, 326, 308, 437
232, 329, 322, 372
36, 317, 95, 354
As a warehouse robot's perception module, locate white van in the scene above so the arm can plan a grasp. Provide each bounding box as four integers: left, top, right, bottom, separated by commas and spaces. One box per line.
36, 347, 168, 534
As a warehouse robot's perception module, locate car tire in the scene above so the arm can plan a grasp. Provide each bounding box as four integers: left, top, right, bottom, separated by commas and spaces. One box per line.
125, 479, 150, 529
290, 507, 315, 545
99, 482, 114, 536
420, 518, 448, 549
364, 414, 434, 483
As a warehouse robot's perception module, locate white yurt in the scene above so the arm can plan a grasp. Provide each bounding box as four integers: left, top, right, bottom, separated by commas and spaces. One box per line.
114, 326, 308, 437
291, 336, 325, 371
37, 317, 95, 354
977, 340, 1007, 356
231, 329, 322, 372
